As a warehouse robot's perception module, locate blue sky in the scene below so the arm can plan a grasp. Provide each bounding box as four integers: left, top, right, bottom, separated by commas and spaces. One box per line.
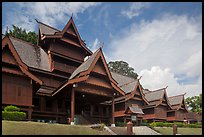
2, 2, 202, 97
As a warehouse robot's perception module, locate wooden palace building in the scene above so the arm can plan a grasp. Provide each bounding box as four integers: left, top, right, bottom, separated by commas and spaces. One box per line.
2, 17, 191, 125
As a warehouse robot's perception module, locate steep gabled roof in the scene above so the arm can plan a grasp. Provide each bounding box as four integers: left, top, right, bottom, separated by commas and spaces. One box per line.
108, 72, 149, 105
143, 87, 172, 109
36, 17, 92, 55
125, 105, 144, 115
38, 21, 60, 35
8, 36, 50, 72
168, 94, 188, 111
111, 72, 136, 87
120, 80, 138, 94
168, 94, 184, 106
52, 48, 125, 96
144, 88, 165, 102
69, 49, 100, 80
2, 36, 43, 85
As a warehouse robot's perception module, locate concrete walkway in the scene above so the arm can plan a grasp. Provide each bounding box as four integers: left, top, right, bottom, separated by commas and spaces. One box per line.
133, 126, 161, 135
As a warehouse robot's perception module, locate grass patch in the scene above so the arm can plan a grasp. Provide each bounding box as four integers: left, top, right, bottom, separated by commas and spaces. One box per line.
2, 120, 110, 135
153, 127, 202, 135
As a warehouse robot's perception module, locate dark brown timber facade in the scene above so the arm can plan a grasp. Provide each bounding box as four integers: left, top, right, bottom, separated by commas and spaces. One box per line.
2, 17, 194, 124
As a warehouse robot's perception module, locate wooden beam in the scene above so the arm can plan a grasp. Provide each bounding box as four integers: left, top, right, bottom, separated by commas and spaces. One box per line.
112, 97, 115, 124
70, 87, 75, 124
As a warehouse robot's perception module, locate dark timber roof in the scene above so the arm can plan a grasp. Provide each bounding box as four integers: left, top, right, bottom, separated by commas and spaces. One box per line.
126, 105, 144, 114
38, 22, 60, 35
120, 80, 138, 94
110, 72, 139, 94
69, 49, 100, 79
168, 95, 183, 106
111, 72, 136, 87
144, 88, 165, 102
9, 36, 50, 71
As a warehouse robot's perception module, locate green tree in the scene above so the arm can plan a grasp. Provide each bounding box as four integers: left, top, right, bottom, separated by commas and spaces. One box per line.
185, 93, 202, 114
108, 61, 138, 79
6, 25, 38, 45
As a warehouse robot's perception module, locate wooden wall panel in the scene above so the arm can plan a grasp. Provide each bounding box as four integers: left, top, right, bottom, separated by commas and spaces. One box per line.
2, 73, 33, 107
155, 106, 167, 119
2, 47, 18, 65
92, 59, 107, 76
35, 74, 63, 88
53, 61, 77, 74
85, 76, 112, 89
50, 42, 86, 62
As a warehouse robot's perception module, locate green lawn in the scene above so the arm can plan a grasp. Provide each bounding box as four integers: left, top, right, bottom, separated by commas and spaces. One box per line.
2, 120, 110, 135
153, 127, 202, 135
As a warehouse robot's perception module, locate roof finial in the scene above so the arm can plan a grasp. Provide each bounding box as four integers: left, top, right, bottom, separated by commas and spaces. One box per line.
101, 42, 104, 49
138, 76, 142, 80
35, 18, 39, 23
71, 13, 74, 18
165, 86, 168, 89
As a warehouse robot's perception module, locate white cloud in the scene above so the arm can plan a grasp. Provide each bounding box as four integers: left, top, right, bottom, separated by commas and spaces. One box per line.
139, 66, 202, 98
89, 38, 101, 52
121, 2, 150, 19
108, 14, 202, 97
3, 2, 100, 32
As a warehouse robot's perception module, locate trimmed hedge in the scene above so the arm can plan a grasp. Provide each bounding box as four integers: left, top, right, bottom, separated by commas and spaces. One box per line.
149, 121, 202, 128
2, 105, 26, 121
4, 105, 20, 112
141, 122, 149, 126
115, 122, 126, 127
2, 111, 26, 121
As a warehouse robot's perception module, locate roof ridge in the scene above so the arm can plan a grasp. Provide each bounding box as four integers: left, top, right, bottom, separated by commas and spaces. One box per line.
168, 94, 185, 98
145, 87, 165, 94
119, 79, 138, 87
9, 35, 38, 48
38, 21, 61, 32
110, 71, 137, 80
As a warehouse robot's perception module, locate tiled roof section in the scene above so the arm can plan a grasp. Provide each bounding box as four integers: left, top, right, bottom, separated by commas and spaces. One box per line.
39, 22, 60, 35
128, 106, 144, 114
144, 88, 165, 102
111, 72, 136, 87
9, 37, 50, 71
69, 48, 100, 79
143, 89, 151, 94
36, 86, 55, 96
168, 95, 183, 106
120, 80, 138, 94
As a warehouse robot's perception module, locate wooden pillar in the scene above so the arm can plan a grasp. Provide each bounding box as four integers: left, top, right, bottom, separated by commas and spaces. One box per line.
28, 106, 33, 121
40, 97, 46, 111
52, 99, 58, 112
70, 87, 75, 125
111, 97, 115, 127
90, 105, 94, 117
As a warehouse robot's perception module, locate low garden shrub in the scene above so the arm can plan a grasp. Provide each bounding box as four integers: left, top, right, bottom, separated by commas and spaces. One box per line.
4, 105, 20, 112
149, 121, 202, 128
149, 122, 157, 127
2, 105, 26, 121
115, 121, 126, 127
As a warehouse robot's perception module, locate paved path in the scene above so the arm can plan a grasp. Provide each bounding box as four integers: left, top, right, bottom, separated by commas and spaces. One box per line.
133, 126, 161, 135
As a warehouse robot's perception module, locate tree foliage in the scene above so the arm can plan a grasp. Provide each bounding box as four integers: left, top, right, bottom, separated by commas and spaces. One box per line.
6, 25, 38, 45
108, 61, 138, 79
185, 93, 202, 114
